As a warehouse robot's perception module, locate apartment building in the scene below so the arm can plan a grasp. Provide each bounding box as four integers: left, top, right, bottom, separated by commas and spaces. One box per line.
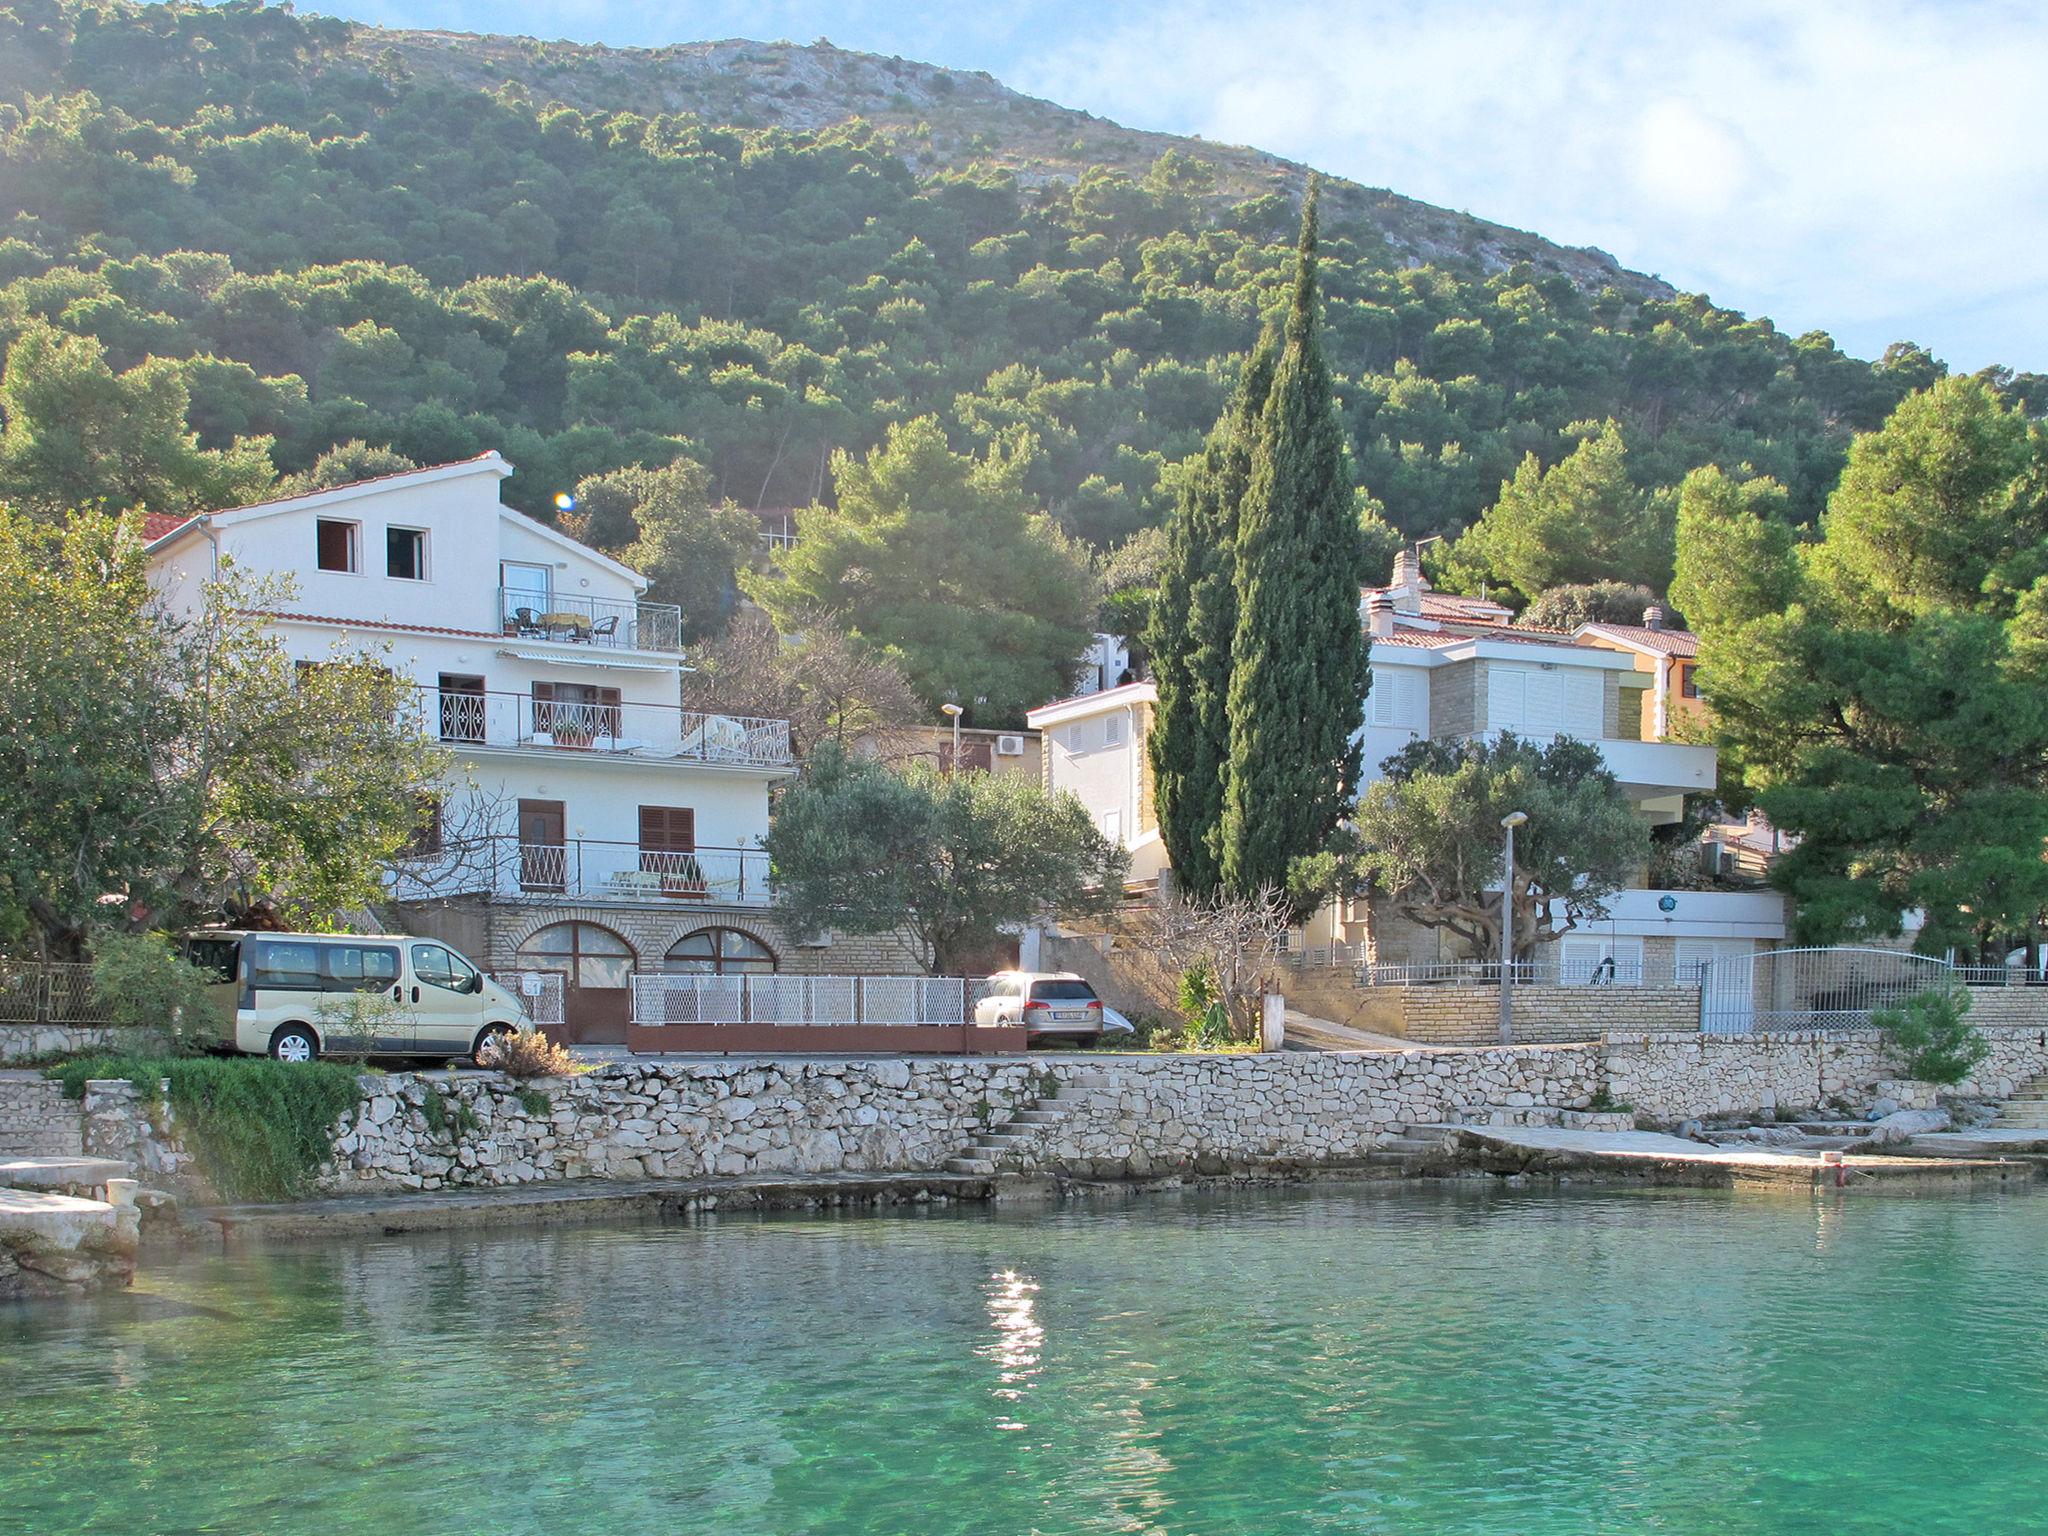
144, 454, 905, 1042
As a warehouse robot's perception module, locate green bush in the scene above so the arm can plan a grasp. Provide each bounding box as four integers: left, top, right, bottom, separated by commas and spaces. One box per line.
1871, 985, 1990, 1086
47, 1055, 364, 1201
88, 932, 224, 1051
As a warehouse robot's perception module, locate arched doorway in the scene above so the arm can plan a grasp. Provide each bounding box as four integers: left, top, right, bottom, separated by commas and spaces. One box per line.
665, 927, 778, 974
518, 921, 636, 1044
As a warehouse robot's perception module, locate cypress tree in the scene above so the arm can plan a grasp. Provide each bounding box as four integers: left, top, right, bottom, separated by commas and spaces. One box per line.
1220, 179, 1372, 896
1146, 331, 1276, 896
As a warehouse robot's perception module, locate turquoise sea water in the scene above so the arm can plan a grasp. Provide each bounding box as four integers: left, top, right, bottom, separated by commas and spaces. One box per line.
5, 1184, 2047, 1535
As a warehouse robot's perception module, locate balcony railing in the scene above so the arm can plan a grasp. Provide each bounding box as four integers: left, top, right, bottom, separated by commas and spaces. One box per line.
420, 688, 792, 768
496, 588, 683, 654
398, 836, 772, 905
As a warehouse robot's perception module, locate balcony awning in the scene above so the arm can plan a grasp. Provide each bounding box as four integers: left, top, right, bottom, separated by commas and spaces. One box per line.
497, 648, 676, 673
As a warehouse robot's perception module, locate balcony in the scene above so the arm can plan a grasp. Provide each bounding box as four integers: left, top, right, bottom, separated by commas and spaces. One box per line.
399, 836, 771, 905
496, 588, 683, 654
1358, 726, 1715, 801
422, 688, 793, 769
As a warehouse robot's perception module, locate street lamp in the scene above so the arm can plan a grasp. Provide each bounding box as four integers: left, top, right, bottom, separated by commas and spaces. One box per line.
940, 702, 964, 769
1498, 810, 1528, 1045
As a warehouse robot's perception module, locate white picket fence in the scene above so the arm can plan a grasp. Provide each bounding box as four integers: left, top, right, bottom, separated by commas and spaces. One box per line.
631, 973, 994, 1027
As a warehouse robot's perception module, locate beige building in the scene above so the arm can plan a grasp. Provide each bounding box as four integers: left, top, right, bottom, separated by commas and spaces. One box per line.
1025, 682, 1165, 891
856, 722, 1043, 781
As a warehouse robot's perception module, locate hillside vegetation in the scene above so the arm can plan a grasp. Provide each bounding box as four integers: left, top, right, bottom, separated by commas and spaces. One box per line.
0, 0, 2031, 601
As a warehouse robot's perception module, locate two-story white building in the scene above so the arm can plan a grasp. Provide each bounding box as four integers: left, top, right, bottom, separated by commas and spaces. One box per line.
1028, 552, 1787, 989
142, 454, 866, 1042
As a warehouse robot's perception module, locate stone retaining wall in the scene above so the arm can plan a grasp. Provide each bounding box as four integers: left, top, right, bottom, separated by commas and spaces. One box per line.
0, 1025, 147, 1064
0, 1072, 83, 1157
41, 1026, 2048, 1196
1274, 976, 1701, 1043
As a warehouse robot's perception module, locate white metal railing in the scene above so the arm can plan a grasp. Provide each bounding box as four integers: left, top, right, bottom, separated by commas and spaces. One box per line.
1698, 947, 1977, 1035
496, 588, 682, 652
489, 970, 565, 1028
631, 974, 996, 1026
1290, 941, 1370, 968
1358, 959, 1661, 987
394, 839, 771, 905
418, 688, 792, 768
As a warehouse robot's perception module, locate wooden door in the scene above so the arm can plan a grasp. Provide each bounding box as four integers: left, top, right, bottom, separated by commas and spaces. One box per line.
639, 805, 702, 897
518, 799, 566, 892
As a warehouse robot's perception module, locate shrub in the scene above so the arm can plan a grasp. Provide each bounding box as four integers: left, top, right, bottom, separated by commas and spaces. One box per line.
1871, 985, 1990, 1086
47, 1054, 364, 1201
515, 1086, 553, 1117
87, 932, 223, 1052
311, 990, 414, 1063
478, 1027, 577, 1079
420, 1080, 479, 1142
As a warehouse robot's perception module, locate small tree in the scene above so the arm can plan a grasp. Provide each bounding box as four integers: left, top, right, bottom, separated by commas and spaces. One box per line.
684, 613, 920, 752
87, 932, 221, 1053
1344, 734, 1650, 959
1141, 885, 1292, 1042
1871, 986, 1989, 1086
764, 745, 1127, 973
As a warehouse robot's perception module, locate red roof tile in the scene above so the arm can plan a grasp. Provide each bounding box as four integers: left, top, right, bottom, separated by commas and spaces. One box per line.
141, 512, 192, 541
1578, 623, 1700, 657
252, 609, 505, 641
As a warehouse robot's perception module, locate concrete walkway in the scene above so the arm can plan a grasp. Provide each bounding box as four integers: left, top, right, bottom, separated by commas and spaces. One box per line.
1458, 1125, 2030, 1188
1907, 1127, 2048, 1158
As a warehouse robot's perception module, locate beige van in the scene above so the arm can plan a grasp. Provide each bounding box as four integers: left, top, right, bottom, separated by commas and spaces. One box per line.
184, 932, 533, 1064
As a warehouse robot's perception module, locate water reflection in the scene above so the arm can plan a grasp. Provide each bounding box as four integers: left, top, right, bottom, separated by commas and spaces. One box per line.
980, 1268, 1043, 1428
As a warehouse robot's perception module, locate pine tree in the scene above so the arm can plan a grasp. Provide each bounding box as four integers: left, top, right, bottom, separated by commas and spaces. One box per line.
1145, 333, 1275, 896
1220, 180, 1372, 896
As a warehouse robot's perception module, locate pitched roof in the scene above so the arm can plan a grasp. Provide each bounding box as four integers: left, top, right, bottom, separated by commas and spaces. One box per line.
141, 512, 191, 541
1576, 622, 1701, 657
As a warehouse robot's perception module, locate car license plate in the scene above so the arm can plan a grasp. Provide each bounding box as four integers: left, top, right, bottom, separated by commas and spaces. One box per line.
1052, 1010, 1087, 1021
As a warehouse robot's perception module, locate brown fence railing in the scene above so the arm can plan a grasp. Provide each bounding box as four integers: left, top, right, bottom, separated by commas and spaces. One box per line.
0, 963, 113, 1026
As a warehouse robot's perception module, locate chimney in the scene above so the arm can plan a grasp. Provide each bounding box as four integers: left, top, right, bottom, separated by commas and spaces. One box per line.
1643, 605, 1667, 631
1366, 591, 1395, 639
1392, 546, 1432, 592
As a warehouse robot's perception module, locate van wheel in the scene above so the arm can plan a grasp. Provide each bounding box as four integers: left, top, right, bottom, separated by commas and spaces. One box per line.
269, 1024, 318, 1063
472, 1023, 514, 1068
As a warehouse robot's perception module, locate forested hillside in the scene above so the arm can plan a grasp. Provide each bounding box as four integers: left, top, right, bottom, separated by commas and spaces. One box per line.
0, 0, 2032, 599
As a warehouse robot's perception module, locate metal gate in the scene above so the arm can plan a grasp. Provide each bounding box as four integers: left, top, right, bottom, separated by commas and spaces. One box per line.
1695, 946, 1956, 1034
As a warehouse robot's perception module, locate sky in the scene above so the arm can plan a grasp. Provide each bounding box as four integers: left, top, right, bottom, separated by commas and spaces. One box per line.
306, 0, 2046, 373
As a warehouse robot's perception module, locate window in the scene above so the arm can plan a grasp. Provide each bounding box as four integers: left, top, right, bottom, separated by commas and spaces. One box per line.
1102, 713, 1124, 748
411, 942, 479, 994
664, 927, 778, 975
533, 682, 621, 742
386, 526, 427, 580
520, 922, 636, 990
316, 518, 360, 573
438, 675, 486, 743
1679, 663, 1699, 699
1099, 808, 1123, 845
639, 805, 701, 894
1028, 980, 1098, 1003
501, 560, 552, 630
248, 939, 323, 991
325, 944, 401, 992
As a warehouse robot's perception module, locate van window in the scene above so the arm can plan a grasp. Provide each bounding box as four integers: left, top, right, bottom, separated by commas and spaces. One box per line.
183, 936, 241, 984
248, 940, 323, 991
412, 942, 479, 994
325, 944, 401, 992
1029, 980, 1098, 1003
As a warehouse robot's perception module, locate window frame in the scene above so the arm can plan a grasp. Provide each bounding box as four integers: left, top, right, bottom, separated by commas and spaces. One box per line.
386, 524, 429, 581
315, 518, 362, 575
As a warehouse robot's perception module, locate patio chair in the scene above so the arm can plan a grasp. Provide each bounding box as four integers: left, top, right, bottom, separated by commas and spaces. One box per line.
511, 606, 542, 636
589, 614, 620, 643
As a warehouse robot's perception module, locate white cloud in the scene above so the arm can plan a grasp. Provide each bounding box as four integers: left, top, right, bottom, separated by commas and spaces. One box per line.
1015, 0, 2048, 369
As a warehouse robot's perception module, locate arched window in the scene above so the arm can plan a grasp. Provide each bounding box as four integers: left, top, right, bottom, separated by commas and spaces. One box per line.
665, 927, 777, 975
518, 921, 635, 989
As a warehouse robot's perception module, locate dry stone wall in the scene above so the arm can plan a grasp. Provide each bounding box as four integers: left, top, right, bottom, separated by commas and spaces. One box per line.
0, 1072, 83, 1157
0, 1024, 148, 1064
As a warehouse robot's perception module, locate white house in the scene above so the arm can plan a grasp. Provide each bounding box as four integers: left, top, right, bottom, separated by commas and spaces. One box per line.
1028, 555, 1786, 989
142, 454, 861, 1042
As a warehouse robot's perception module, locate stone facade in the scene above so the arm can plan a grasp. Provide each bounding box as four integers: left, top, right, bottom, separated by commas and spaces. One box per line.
1398, 984, 1700, 1043
0, 1072, 83, 1157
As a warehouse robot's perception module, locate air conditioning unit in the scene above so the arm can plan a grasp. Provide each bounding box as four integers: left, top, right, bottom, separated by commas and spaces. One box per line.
995, 734, 1026, 756
793, 928, 833, 948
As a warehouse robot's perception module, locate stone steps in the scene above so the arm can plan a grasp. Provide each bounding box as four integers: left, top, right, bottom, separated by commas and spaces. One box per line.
1992, 1073, 2048, 1128
944, 1096, 1071, 1177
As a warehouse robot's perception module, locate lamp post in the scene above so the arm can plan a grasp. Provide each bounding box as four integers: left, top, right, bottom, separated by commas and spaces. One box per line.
940, 702, 964, 770
1498, 810, 1528, 1045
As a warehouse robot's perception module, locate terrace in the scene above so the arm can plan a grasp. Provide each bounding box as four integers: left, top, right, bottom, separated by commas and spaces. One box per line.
420, 687, 793, 770
496, 588, 683, 654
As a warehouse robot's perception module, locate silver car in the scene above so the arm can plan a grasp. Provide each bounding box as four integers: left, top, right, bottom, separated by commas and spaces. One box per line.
975, 972, 1104, 1046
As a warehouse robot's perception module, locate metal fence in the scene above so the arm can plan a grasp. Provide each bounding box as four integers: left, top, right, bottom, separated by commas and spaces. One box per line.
631, 974, 996, 1027
1358, 958, 1658, 988
0, 963, 111, 1025
490, 971, 566, 1030
1697, 946, 1965, 1034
